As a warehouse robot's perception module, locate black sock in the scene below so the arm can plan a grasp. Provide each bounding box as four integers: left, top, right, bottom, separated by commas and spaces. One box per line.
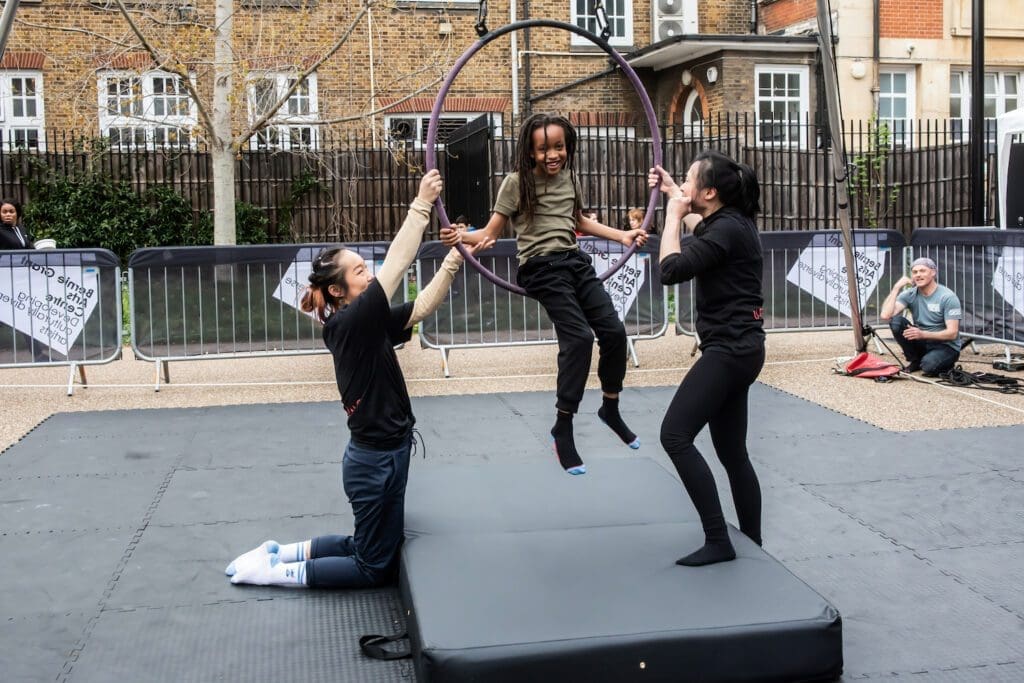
598, 397, 639, 448
675, 541, 736, 567
551, 411, 585, 474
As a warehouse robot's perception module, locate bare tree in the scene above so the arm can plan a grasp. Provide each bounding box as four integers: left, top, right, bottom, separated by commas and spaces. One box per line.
17, 0, 455, 244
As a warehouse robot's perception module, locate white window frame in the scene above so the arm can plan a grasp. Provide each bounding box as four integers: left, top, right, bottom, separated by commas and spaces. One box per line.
0, 71, 45, 150
950, 69, 1022, 143
577, 126, 637, 139
97, 70, 196, 150
682, 88, 703, 136
383, 112, 504, 149
246, 72, 320, 151
878, 66, 916, 148
754, 64, 810, 148
572, 0, 634, 47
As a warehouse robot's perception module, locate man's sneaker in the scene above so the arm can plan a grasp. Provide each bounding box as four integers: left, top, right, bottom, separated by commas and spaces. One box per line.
903, 361, 921, 373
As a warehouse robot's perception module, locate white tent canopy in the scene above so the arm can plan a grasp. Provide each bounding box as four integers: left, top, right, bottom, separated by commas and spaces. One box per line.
997, 107, 1024, 229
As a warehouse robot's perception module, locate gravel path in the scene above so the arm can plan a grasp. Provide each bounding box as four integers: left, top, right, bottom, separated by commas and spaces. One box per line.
2, 329, 1022, 452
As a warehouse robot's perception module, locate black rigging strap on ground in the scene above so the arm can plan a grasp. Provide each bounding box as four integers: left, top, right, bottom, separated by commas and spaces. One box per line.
937, 366, 1024, 394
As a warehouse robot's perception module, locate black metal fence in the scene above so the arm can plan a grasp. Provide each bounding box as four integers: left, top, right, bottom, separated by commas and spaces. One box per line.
0, 115, 999, 245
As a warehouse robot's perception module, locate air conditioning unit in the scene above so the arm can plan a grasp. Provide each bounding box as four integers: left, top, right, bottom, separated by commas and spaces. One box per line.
653, 0, 698, 42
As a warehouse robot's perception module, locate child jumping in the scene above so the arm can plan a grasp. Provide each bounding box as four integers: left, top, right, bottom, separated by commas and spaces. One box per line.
447, 113, 648, 475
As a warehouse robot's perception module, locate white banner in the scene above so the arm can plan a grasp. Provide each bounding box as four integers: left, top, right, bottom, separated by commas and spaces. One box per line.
785, 233, 887, 318
272, 251, 385, 318
992, 246, 1024, 317
580, 242, 649, 322
0, 261, 100, 356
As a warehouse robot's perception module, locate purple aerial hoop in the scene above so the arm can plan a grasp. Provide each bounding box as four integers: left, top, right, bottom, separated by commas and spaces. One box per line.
425, 19, 663, 296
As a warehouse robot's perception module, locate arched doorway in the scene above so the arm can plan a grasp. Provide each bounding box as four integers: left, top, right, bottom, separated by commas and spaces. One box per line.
669, 80, 708, 139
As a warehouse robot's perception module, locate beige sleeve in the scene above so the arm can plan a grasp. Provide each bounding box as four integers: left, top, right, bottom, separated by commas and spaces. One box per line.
406, 248, 464, 328
376, 197, 433, 299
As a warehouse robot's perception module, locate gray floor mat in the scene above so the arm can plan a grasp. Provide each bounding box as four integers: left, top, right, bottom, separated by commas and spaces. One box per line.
1, 390, 1021, 682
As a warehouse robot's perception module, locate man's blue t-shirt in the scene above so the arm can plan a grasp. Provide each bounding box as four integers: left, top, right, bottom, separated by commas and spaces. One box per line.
896, 284, 963, 351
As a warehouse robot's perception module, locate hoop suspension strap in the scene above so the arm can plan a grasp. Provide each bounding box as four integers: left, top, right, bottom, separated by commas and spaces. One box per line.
475, 0, 489, 37
592, 0, 611, 40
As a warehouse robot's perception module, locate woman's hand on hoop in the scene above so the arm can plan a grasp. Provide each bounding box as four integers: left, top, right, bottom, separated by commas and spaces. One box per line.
441, 224, 496, 253
621, 228, 648, 248
417, 169, 444, 204
648, 165, 680, 198
440, 224, 462, 247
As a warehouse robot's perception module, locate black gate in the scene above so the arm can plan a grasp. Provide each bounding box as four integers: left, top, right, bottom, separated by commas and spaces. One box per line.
442, 114, 494, 230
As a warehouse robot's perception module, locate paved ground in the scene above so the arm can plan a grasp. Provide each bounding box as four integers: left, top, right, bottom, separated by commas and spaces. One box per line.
2, 331, 1024, 679
1, 330, 1022, 682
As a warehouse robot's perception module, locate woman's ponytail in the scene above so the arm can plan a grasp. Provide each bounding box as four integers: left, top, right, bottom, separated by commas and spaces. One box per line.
300, 286, 330, 325
734, 163, 761, 218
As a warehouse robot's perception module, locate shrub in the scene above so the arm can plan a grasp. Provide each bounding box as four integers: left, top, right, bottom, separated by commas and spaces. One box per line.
24, 168, 272, 262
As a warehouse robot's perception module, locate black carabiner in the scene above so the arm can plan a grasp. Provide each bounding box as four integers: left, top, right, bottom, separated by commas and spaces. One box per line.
475, 0, 489, 37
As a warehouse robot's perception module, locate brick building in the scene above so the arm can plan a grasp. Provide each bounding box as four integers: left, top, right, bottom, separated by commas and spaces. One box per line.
759, 0, 1024, 141
1, 0, 1017, 152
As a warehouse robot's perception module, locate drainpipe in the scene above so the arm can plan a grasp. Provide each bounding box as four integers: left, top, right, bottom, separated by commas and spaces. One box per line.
524, 0, 531, 119
750, 0, 757, 34
368, 7, 377, 145
871, 0, 880, 113
511, 0, 519, 117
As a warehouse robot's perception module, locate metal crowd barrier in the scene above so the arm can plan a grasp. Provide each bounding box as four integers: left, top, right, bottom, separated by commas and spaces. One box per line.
127, 242, 405, 390
416, 237, 669, 377
675, 230, 907, 342
911, 228, 1024, 355
0, 249, 122, 394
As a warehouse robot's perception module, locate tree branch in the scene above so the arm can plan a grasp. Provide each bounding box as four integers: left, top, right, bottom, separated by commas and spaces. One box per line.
318, 73, 443, 124
111, 0, 217, 139
236, 0, 374, 147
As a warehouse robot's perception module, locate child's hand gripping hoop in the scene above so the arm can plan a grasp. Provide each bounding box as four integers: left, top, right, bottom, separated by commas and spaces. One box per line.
424, 18, 663, 296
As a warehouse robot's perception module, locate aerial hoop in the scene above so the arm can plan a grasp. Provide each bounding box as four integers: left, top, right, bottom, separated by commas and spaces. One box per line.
425, 19, 663, 296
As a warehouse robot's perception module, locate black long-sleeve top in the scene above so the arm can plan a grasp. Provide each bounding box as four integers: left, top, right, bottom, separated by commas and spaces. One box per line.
660, 206, 765, 354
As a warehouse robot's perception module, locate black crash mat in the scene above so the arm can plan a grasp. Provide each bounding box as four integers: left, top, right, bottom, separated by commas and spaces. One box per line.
400, 457, 843, 682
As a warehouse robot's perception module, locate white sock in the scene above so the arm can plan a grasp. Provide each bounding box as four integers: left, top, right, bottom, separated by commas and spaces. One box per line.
277, 540, 309, 563
229, 552, 307, 587
225, 540, 279, 576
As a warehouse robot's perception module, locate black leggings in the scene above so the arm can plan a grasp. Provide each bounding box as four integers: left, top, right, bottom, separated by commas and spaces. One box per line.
660, 346, 765, 546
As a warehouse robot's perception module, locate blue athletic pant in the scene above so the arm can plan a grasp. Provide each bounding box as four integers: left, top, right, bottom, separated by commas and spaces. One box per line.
304, 435, 411, 588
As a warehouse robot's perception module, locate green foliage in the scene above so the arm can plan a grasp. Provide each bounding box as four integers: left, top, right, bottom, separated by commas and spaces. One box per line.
233, 200, 271, 245
847, 116, 901, 229
277, 169, 322, 241
21, 158, 271, 262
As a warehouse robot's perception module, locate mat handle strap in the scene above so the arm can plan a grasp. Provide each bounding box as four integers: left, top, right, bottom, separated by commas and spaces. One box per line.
359, 632, 412, 660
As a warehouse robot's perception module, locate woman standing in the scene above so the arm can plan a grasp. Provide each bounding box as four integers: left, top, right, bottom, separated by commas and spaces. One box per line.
0, 199, 33, 250
649, 151, 765, 567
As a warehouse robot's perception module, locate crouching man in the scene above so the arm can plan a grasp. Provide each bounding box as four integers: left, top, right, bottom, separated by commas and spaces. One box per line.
880, 257, 962, 376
